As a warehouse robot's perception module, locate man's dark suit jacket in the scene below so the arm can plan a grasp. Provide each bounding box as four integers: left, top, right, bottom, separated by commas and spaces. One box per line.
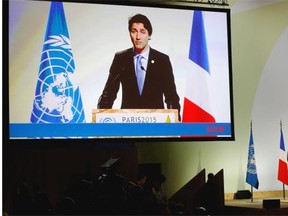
98, 47, 181, 117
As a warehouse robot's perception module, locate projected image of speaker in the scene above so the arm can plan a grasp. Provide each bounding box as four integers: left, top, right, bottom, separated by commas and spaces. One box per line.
263, 199, 280, 208
7, 0, 234, 141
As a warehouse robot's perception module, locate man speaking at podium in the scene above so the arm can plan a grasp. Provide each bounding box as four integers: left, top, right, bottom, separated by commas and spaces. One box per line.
97, 14, 181, 120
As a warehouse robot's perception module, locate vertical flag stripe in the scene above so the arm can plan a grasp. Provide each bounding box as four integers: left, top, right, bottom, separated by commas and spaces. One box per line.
278, 160, 288, 185
182, 10, 215, 123
278, 127, 288, 185
246, 126, 259, 189
30, 2, 85, 124
189, 10, 210, 73
182, 98, 215, 122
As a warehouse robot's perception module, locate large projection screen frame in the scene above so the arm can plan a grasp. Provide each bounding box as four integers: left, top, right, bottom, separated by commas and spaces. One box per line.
4, 0, 235, 142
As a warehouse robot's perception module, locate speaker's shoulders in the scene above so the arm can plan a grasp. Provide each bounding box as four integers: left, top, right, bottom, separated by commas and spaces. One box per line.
150, 47, 169, 59
115, 48, 134, 56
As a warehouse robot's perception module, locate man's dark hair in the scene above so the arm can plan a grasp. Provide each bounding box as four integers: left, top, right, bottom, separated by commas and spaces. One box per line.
128, 14, 153, 36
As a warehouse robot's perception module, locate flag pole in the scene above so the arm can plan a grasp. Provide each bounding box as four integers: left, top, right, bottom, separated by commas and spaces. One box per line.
251, 186, 253, 202
246, 120, 259, 202
283, 183, 286, 200
250, 121, 253, 203
280, 121, 286, 200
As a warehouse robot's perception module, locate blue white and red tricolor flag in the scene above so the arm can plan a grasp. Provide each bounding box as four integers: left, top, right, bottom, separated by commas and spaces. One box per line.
30, 2, 85, 123
278, 126, 288, 185
182, 10, 215, 123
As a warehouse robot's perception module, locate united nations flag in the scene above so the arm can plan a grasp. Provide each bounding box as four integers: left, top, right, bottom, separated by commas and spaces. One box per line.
30, 2, 85, 123
246, 124, 259, 189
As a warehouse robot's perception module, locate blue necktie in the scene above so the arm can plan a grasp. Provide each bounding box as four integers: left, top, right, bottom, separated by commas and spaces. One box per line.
136, 55, 145, 95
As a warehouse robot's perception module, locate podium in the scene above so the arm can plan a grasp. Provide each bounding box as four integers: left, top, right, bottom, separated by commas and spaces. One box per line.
92, 109, 179, 123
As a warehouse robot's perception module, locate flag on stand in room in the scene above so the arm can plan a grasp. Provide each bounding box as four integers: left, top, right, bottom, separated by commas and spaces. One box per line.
246, 122, 259, 189
278, 122, 288, 185
182, 10, 215, 123
30, 2, 86, 123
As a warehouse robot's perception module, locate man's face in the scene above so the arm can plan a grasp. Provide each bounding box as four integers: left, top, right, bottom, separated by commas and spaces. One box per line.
130, 23, 151, 54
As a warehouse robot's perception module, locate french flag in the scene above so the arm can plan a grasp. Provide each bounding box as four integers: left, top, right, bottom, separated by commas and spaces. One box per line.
278, 127, 288, 185
182, 10, 215, 123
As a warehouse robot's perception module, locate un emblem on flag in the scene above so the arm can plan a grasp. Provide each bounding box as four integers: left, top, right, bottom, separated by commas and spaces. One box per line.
31, 35, 85, 123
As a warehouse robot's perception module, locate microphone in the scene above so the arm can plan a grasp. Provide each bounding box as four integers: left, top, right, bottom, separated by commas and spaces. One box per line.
140, 66, 145, 71
111, 65, 126, 84
97, 65, 126, 109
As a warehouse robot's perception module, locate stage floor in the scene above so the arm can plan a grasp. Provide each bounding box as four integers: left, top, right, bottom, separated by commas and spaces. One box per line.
225, 198, 288, 209
224, 198, 288, 215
